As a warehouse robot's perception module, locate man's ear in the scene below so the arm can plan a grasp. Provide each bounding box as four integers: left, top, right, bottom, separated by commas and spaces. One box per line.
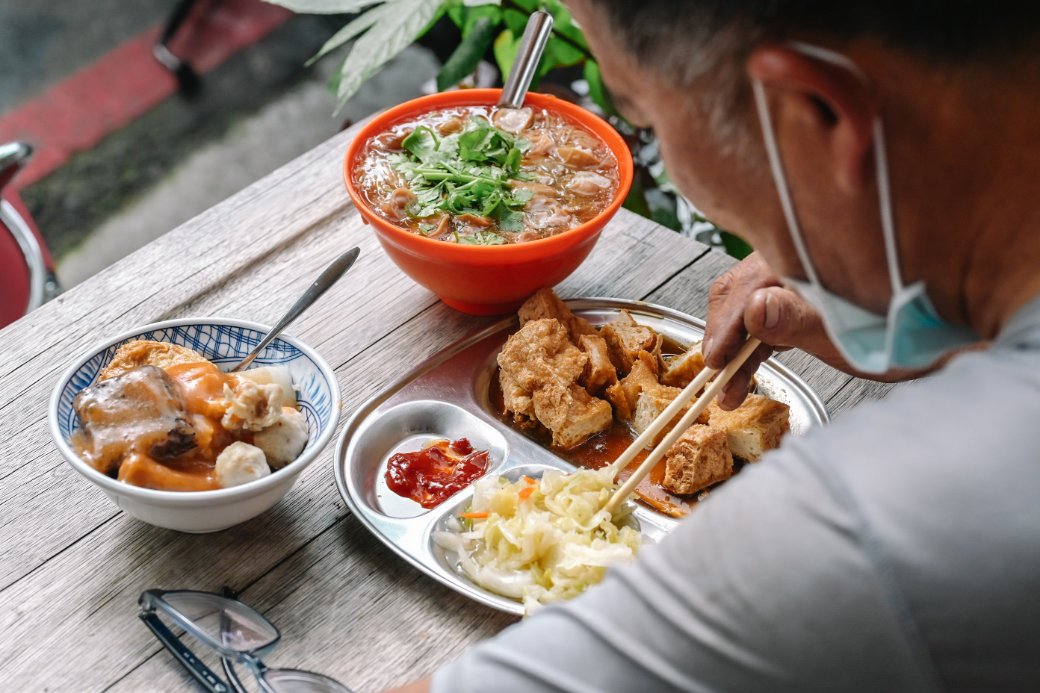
747, 46, 877, 194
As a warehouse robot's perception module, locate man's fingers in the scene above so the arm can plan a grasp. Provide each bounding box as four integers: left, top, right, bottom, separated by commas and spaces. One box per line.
703, 254, 779, 369
703, 267, 744, 369
715, 343, 773, 410
744, 286, 821, 348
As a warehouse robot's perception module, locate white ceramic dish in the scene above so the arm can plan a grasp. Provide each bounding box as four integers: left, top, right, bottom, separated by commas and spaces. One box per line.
49, 318, 341, 533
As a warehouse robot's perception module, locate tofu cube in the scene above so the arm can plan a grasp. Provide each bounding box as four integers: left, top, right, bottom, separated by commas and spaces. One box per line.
532, 382, 613, 449
601, 310, 662, 372
632, 384, 709, 448
519, 288, 597, 342
660, 348, 706, 388
604, 350, 659, 421
707, 394, 791, 462
499, 369, 535, 424
578, 334, 618, 394
663, 424, 734, 495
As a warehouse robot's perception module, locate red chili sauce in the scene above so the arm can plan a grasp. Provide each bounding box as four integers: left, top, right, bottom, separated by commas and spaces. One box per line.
385, 437, 490, 509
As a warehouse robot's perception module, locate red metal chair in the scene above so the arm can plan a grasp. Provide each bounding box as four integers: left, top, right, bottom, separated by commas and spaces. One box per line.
0, 142, 60, 329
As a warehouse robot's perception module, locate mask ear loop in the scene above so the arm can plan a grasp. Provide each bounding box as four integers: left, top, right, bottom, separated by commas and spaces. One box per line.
751, 78, 821, 288
871, 118, 908, 296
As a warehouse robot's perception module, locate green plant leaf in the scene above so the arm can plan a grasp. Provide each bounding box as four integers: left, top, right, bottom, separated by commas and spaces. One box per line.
501, 7, 528, 34
532, 0, 587, 49
447, 0, 501, 28
334, 0, 444, 110
306, 3, 387, 65
264, 0, 384, 13
719, 231, 753, 259
645, 187, 680, 231
583, 60, 618, 117
507, 0, 538, 13
543, 34, 584, 67
621, 174, 651, 219
493, 28, 522, 80
461, 2, 502, 33
436, 15, 497, 90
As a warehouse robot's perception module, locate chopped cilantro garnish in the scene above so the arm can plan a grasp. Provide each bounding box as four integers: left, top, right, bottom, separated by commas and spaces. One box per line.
390, 115, 531, 231
458, 230, 507, 246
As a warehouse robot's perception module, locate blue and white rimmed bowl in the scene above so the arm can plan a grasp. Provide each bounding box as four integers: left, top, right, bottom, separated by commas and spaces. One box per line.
49, 318, 341, 533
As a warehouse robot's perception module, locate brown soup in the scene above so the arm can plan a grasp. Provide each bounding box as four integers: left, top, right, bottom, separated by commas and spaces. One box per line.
353, 105, 619, 245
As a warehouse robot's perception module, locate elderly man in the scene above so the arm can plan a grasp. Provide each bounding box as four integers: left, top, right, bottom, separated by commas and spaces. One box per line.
390, 2, 1040, 691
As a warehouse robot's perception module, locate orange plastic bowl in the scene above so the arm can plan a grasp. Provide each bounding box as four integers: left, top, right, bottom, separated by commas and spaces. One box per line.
343, 89, 634, 315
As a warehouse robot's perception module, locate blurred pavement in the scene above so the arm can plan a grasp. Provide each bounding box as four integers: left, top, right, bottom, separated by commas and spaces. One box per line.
56, 48, 437, 287
1, 1, 437, 289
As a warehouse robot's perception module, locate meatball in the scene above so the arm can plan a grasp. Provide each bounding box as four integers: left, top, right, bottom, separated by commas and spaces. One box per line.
215, 442, 271, 488
253, 407, 309, 470
222, 379, 284, 432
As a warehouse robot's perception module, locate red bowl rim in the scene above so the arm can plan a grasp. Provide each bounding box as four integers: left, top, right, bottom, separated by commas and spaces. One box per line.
343, 88, 634, 261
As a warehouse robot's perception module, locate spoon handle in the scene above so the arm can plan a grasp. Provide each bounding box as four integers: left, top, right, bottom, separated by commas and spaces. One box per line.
498, 10, 554, 109
230, 247, 360, 372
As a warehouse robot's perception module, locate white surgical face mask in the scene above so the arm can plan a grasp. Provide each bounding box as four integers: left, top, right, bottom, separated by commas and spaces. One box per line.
751, 41, 977, 374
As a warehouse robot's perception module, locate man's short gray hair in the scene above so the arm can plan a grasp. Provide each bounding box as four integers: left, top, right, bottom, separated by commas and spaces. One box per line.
595, 1, 1040, 145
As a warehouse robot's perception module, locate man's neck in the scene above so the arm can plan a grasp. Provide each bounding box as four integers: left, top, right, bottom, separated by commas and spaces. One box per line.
962, 111, 1040, 338
921, 68, 1040, 339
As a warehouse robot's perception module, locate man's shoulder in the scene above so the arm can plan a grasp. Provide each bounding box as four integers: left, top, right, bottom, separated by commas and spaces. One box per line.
772, 345, 1040, 686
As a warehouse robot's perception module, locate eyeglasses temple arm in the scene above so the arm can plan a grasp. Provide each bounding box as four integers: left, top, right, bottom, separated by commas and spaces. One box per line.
139, 612, 231, 693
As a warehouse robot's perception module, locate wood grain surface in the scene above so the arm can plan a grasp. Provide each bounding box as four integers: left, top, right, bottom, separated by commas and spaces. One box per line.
0, 120, 895, 692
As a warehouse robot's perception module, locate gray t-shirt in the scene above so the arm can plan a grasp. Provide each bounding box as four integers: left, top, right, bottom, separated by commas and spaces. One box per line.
433, 296, 1040, 693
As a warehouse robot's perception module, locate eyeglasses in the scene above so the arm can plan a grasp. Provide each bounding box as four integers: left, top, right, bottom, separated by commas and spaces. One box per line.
138, 588, 354, 693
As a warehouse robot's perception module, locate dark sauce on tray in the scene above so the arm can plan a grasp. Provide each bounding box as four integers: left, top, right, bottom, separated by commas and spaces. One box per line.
385, 437, 490, 509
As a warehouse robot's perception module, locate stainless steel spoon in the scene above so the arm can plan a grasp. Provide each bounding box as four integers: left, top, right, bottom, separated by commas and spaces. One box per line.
230, 246, 360, 372
498, 10, 554, 109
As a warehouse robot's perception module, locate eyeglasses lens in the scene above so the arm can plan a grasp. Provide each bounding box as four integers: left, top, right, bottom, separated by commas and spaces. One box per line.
263, 668, 355, 693
162, 591, 279, 652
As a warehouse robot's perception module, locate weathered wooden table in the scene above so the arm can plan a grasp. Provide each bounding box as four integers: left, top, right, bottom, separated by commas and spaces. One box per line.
0, 122, 893, 692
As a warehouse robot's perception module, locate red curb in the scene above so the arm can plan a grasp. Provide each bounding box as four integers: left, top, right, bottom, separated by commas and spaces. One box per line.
0, 0, 292, 191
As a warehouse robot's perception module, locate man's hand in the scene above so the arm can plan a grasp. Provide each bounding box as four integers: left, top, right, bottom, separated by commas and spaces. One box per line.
703, 253, 896, 409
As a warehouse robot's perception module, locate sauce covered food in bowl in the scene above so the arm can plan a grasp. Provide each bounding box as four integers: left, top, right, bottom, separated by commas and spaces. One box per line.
50, 318, 341, 532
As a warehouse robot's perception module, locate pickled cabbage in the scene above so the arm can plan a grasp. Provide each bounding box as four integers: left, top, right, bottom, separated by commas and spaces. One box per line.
433, 467, 641, 614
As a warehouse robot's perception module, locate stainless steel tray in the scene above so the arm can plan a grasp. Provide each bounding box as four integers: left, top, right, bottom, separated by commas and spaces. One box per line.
333, 298, 829, 615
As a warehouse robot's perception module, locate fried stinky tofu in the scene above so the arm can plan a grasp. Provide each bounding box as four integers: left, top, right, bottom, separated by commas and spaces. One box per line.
518, 288, 597, 342
633, 385, 682, 447
498, 318, 612, 447
600, 310, 662, 372
578, 334, 617, 395
604, 350, 659, 420
498, 318, 587, 390
707, 394, 791, 462
660, 348, 706, 388
72, 365, 196, 475
500, 369, 535, 426
662, 424, 733, 495
632, 383, 710, 448
532, 381, 614, 449
98, 340, 207, 381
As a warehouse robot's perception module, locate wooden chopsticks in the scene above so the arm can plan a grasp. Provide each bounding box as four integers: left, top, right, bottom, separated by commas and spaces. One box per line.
604, 338, 762, 514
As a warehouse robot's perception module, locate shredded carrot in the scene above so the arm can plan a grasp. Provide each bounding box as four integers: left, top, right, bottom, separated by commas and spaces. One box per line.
522, 475, 536, 485
460, 511, 488, 519
518, 486, 535, 501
